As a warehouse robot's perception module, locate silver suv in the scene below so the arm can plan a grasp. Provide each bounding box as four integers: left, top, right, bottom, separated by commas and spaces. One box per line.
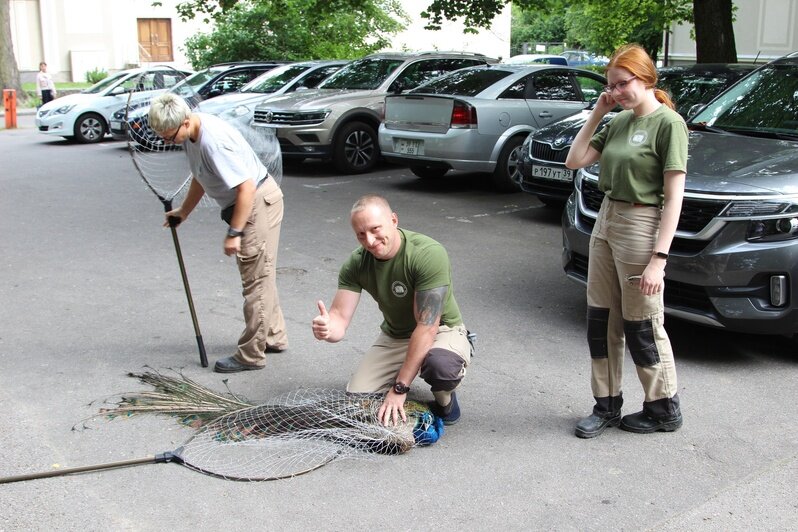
562, 53, 798, 340
251, 51, 496, 173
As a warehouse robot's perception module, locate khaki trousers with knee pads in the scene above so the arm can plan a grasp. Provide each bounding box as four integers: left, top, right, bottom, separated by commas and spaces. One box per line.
585, 197, 680, 419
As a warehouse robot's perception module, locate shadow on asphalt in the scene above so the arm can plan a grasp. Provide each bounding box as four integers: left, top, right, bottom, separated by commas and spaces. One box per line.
666, 317, 796, 364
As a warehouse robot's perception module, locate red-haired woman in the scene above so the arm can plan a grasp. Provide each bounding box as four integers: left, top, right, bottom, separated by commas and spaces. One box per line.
565, 44, 686, 438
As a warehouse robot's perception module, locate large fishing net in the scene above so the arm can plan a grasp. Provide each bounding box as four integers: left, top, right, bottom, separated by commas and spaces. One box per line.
0, 371, 444, 484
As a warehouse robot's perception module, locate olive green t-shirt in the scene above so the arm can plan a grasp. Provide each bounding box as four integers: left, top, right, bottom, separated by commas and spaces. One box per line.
590, 105, 688, 206
338, 228, 463, 338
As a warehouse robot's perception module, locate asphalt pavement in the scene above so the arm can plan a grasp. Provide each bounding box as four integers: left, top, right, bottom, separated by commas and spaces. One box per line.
1, 116, 796, 531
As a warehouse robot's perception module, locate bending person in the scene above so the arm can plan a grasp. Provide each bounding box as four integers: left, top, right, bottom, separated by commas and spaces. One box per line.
149, 93, 288, 373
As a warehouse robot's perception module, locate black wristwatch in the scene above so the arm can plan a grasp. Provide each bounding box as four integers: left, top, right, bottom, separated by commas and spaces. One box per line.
227, 227, 244, 238
393, 381, 410, 394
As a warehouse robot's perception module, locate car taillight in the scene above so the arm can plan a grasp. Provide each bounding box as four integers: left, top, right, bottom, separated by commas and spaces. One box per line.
450, 101, 477, 129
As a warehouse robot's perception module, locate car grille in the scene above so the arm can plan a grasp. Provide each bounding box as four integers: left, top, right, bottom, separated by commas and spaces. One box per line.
530, 140, 569, 163
580, 179, 728, 233
578, 179, 731, 255
253, 109, 323, 126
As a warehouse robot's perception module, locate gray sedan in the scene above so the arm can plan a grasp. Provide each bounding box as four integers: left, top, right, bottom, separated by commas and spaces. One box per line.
378, 64, 606, 191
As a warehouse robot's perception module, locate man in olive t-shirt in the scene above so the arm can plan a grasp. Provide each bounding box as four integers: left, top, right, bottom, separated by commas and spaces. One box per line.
312, 194, 472, 427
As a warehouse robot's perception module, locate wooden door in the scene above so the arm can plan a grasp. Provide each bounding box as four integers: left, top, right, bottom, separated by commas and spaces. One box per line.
137, 19, 173, 62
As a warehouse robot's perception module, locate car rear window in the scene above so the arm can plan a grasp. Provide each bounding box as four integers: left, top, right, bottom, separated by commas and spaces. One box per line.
409, 68, 512, 96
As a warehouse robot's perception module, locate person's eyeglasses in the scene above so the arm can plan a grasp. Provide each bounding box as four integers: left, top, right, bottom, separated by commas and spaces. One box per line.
604, 76, 636, 93
163, 123, 183, 144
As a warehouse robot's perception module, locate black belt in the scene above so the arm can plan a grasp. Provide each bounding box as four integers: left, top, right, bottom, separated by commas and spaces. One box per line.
220, 177, 270, 223
607, 196, 659, 208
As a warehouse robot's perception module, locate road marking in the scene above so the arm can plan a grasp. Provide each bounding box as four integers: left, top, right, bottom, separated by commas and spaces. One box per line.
302, 181, 353, 189
446, 205, 538, 222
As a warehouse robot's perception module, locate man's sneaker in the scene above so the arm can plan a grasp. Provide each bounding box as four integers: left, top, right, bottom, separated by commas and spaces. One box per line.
432, 392, 461, 425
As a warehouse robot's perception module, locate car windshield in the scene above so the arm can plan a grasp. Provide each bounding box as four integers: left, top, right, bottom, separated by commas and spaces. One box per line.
689, 63, 798, 136
409, 68, 512, 96
171, 67, 227, 97
659, 68, 749, 117
318, 58, 404, 90
82, 71, 131, 94
240, 65, 310, 94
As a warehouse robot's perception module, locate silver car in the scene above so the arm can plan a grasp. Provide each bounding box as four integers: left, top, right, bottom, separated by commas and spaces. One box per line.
378, 64, 606, 191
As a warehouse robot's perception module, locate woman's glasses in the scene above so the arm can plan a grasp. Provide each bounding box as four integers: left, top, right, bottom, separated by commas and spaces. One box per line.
604, 76, 636, 93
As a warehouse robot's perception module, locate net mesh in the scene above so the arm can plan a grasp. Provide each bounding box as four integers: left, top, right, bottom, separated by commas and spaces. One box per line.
175, 390, 419, 480
91, 371, 440, 481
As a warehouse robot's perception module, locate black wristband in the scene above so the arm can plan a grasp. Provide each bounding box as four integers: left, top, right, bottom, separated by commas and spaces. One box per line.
227, 227, 244, 238
653, 251, 669, 259
393, 381, 410, 394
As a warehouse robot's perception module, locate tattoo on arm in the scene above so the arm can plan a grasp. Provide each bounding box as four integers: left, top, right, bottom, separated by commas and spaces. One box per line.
415, 286, 447, 326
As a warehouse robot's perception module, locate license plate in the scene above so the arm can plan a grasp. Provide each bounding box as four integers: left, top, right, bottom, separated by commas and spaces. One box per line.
110, 120, 123, 131
532, 164, 574, 182
395, 138, 424, 156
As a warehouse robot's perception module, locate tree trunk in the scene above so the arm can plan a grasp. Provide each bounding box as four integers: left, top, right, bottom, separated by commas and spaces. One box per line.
0, 0, 25, 100
693, 0, 737, 62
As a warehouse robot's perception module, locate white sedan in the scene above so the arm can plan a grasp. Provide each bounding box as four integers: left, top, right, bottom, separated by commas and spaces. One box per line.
35, 66, 188, 143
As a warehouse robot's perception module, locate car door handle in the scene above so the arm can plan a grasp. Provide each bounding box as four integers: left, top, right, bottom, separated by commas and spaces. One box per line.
538, 111, 553, 118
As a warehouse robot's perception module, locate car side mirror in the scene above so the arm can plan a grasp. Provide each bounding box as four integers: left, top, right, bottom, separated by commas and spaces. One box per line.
110, 86, 128, 96
390, 81, 405, 94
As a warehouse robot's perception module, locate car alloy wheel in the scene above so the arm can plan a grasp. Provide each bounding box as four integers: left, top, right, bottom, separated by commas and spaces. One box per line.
334, 121, 378, 174
492, 136, 524, 192
74, 113, 106, 144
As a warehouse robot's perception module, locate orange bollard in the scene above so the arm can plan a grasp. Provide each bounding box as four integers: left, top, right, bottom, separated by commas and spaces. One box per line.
4, 89, 18, 129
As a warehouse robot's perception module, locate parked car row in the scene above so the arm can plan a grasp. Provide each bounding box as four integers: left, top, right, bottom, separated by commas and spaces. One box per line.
34, 49, 798, 344
251, 51, 498, 173
34, 66, 190, 143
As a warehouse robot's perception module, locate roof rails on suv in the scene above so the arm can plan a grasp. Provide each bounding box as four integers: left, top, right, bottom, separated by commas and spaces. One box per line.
252, 51, 497, 174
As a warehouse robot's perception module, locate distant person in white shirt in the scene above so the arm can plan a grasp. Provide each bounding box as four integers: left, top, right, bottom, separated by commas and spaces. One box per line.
36, 62, 57, 106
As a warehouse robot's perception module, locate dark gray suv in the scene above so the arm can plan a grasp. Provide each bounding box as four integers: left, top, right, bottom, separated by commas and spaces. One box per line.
562, 53, 798, 340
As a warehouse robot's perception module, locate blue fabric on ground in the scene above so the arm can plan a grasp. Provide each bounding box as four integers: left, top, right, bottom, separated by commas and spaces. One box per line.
413, 411, 445, 445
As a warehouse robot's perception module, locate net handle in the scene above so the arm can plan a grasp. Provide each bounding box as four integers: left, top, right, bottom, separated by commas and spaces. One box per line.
163, 199, 208, 368
0, 452, 179, 484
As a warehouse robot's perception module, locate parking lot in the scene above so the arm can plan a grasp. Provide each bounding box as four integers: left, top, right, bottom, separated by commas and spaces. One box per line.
1, 116, 796, 531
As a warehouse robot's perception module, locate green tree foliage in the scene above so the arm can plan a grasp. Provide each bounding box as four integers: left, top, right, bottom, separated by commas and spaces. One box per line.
574, 1, 692, 58
171, 0, 406, 68
511, 1, 693, 60
510, 4, 566, 54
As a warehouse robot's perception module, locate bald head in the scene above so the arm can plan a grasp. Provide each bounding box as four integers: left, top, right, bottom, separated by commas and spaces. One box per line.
350, 194, 400, 260
351, 194, 392, 215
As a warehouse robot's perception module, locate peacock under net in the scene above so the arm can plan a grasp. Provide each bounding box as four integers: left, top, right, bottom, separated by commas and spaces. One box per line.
96, 371, 444, 481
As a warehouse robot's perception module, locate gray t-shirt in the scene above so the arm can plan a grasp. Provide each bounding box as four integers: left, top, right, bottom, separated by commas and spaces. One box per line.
183, 113, 267, 208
